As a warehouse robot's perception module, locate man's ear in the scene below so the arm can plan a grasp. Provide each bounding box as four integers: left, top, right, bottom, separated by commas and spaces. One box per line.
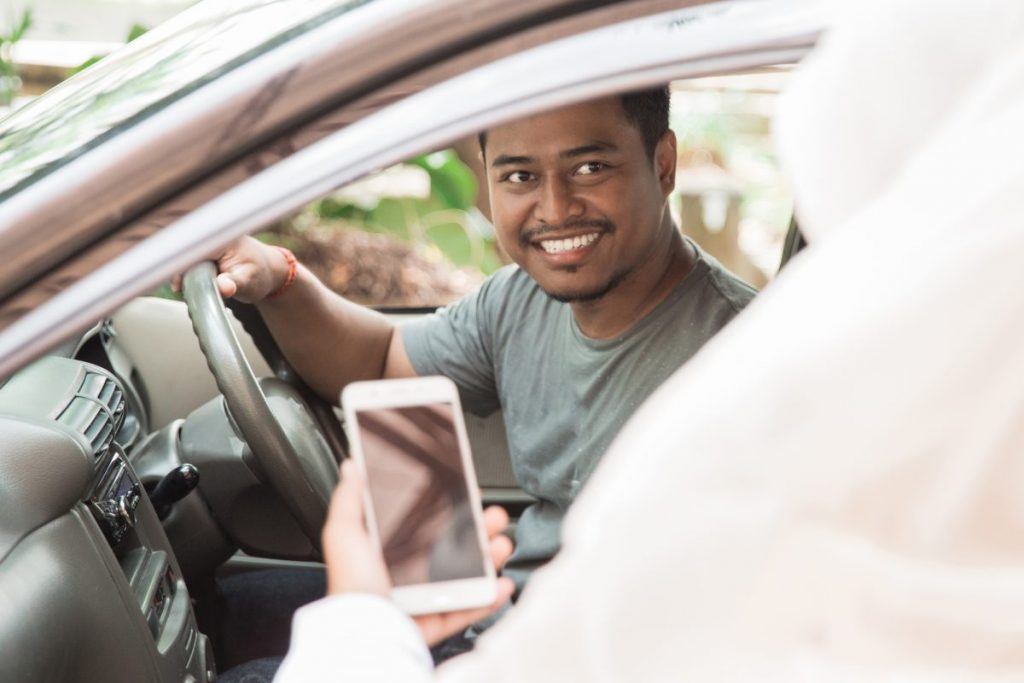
655, 130, 677, 197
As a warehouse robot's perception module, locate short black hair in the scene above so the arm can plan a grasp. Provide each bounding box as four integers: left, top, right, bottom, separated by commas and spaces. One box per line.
478, 86, 671, 161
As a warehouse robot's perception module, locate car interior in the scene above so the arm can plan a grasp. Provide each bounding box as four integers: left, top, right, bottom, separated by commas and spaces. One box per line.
0, 1, 819, 680
0, 206, 806, 680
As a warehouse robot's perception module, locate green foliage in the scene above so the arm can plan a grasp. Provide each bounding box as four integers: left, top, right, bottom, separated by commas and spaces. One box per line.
71, 55, 103, 75
150, 283, 182, 302
0, 7, 32, 105
126, 23, 149, 43
305, 151, 501, 275
70, 23, 149, 76
1, 7, 31, 62
409, 151, 477, 210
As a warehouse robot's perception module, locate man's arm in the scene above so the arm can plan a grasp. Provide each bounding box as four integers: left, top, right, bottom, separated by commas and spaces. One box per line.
212, 237, 417, 403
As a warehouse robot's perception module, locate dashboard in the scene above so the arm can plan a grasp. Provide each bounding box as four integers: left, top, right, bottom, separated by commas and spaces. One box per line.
0, 301, 526, 681
0, 320, 214, 682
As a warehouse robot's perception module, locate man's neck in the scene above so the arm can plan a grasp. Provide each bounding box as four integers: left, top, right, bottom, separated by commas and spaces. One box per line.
571, 228, 694, 340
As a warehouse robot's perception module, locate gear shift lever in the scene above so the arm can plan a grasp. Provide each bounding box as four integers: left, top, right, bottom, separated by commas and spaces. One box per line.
149, 464, 200, 520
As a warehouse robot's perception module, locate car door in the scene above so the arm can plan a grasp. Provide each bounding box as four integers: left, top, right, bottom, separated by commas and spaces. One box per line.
0, 1, 824, 679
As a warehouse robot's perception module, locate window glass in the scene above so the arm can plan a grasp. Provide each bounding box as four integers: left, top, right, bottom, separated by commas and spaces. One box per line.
671, 70, 793, 289
259, 142, 500, 308
250, 71, 794, 308
0, 0, 373, 199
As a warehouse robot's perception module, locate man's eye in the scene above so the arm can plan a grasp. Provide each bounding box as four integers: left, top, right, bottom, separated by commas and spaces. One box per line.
575, 162, 606, 176
503, 171, 534, 184
498, 170, 534, 184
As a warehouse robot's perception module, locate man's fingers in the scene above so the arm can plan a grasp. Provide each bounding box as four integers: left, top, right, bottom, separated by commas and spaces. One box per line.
215, 272, 239, 299
172, 237, 278, 301
214, 250, 267, 302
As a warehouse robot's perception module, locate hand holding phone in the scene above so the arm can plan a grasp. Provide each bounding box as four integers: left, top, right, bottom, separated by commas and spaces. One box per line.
322, 461, 515, 645
341, 376, 499, 615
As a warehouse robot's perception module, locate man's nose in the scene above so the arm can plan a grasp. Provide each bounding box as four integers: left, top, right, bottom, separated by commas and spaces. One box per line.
534, 177, 584, 226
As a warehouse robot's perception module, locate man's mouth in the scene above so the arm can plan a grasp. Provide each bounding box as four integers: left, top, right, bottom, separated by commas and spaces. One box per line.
538, 232, 600, 254
519, 219, 615, 267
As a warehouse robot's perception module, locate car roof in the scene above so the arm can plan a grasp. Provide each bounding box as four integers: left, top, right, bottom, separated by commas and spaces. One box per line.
0, 0, 826, 378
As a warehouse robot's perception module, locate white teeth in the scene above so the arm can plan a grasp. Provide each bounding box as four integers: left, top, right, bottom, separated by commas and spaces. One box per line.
539, 232, 599, 254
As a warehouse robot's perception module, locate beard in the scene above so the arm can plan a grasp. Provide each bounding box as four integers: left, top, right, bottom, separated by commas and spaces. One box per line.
520, 217, 625, 303
542, 266, 632, 303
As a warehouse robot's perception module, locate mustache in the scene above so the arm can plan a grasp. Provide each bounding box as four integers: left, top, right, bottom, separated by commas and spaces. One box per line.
520, 218, 615, 247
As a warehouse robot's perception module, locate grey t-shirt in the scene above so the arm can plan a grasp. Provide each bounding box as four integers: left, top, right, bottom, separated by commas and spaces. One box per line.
401, 242, 755, 592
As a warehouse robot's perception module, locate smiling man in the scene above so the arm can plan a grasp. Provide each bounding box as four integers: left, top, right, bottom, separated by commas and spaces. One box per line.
213, 86, 754, 652
481, 95, 693, 338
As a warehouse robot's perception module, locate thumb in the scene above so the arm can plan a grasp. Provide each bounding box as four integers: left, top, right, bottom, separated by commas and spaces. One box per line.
324, 460, 391, 597
215, 272, 239, 299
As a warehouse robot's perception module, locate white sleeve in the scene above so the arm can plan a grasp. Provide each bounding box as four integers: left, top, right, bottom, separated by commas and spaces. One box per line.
273, 594, 433, 683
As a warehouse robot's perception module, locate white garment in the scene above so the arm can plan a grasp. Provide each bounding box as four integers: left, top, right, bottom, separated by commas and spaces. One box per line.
276, 0, 1024, 680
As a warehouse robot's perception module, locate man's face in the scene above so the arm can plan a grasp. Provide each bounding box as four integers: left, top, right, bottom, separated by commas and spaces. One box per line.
484, 97, 676, 303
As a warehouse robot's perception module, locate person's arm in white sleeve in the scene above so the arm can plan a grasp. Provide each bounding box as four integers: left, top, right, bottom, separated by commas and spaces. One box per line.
275, 460, 515, 683
275, 594, 432, 682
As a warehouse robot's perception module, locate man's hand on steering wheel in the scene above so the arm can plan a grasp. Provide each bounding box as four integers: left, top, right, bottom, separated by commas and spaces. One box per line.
174, 236, 292, 304
178, 251, 337, 549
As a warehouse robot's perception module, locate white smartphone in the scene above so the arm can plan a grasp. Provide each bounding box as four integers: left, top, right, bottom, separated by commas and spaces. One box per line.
341, 376, 497, 615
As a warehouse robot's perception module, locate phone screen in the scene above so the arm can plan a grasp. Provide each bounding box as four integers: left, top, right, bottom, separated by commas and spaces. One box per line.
353, 402, 486, 587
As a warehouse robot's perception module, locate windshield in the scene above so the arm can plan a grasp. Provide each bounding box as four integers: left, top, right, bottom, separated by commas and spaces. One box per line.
0, 0, 372, 201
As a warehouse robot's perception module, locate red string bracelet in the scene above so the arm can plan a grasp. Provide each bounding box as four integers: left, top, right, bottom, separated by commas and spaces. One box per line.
267, 246, 297, 299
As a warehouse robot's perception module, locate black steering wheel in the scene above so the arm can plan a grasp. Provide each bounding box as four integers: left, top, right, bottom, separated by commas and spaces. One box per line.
181, 261, 337, 547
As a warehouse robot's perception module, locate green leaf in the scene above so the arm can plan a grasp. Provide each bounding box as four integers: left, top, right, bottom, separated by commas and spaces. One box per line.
316, 197, 368, 221
68, 23, 149, 76
68, 56, 103, 77
10, 9, 32, 43
425, 222, 472, 267
127, 24, 149, 43
363, 198, 412, 240
150, 283, 183, 302
409, 151, 477, 210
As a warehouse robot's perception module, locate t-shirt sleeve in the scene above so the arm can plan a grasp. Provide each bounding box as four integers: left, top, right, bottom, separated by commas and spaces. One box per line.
401, 270, 512, 416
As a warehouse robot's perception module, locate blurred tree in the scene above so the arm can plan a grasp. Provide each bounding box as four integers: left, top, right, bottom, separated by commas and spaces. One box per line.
70, 22, 148, 75
268, 150, 503, 306
0, 8, 32, 107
